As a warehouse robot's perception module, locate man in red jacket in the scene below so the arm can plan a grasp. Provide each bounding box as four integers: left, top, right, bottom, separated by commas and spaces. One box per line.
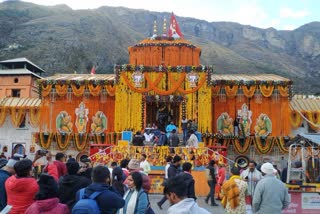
53, 153, 67, 178
5, 159, 39, 213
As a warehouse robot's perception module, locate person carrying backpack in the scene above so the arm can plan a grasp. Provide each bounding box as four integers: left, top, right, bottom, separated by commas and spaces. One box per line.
72, 166, 125, 214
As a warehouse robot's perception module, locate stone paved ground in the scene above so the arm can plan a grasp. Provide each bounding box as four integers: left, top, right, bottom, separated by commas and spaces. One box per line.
149, 194, 225, 213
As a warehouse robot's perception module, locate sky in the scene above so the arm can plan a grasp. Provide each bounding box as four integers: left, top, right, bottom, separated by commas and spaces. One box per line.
2, 0, 319, 30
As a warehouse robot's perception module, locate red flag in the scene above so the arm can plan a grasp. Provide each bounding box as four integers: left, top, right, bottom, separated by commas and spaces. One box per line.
90, 66, 96, 75
168, 13, 183, 38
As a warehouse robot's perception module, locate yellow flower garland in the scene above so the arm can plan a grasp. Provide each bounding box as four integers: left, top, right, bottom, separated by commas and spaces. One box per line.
254, 137, 275, 154
225, 85, 238, 98
88, 84, 102, 96
74, 133, 88, 151
278, 85, 289, 97
39, 132, 54, 149
29, 108, 41, 128
289, 111, 303, 129
55, 84, 68, 96
259, 85, 274, 97
71, 84, 85, 97
10, 108, 25, 127
56, 133, 72, 150
305, 111, 320, 131
198, 81, 212, 132
242, 85, 256, 98
0, 107, 7, 127
211, 85, 221, 97
41, 84, 52, 97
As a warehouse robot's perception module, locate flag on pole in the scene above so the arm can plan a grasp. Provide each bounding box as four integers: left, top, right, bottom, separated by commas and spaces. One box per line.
168, 13, 183, 38
90, 65, 96, 75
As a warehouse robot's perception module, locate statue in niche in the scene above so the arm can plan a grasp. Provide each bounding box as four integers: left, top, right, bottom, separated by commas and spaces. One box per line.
56, 111, 73, 134
91, 111, 107, 134
75, 102, 89, 134
237, 104, 252, 137
254, 113, 272, 137
217, 112, 234, 136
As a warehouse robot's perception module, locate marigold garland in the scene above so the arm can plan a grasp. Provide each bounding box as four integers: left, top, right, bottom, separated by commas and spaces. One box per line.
10, 108, 25, 127
88, 84, 102, 96
74, 133, 89, 151
41, 84, 52, 97
56, 133, 72, 150
259, 85, 274, 97
177, 73, 207, 94
121, 72, 152, 93
55, 84, 68, 96
144, 72, 165, 89
225, 85, 239, 98
211, 85, 221, 97
233, 138, 251, 154
29, 108, 41, 128
71, 84, 85, 97
150, 72, 185, 95
242, 85, 256, 98
254, 137, 275, 154
0, 107, 7, 127
305, 111, 320, 131
106, 85, 116, 96
39, 132, 54, 149
276, 137, 289, 153
289, 111, 303, 129
278, 85, 289, 97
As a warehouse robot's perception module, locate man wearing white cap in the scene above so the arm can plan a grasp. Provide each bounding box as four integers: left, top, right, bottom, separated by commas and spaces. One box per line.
0, 159, 17, 211
252, 162, 290, 214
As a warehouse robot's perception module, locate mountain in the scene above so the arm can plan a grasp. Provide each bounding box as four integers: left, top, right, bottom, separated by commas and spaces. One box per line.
0, 1, 319, 94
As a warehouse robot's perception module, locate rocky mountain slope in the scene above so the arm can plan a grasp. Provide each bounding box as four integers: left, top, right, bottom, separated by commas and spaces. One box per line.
0, 1, 319, 94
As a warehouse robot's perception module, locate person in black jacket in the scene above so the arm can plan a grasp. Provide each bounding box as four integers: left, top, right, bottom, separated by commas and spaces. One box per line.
181, 162, 196, 200
58, 161, 91, 209
74, 166, 125, 213
205, 160, 218, 206
132, 131, 145, 146
157, 155, 182, 209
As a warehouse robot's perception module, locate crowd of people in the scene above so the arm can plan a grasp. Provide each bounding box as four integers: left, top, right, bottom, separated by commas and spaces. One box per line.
204, 159, 291, 214
0, 150, 213, 214
132, 119, 200, 148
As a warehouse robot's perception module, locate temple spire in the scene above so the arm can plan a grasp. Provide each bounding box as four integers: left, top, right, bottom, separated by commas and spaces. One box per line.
163, 17, 167, 37
150, 20, 158, 39
153, 20, 157, 35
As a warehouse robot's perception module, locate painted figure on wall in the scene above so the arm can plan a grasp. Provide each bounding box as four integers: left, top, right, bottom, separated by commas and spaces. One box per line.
254, 113, 272, 137
56, 111, 73, 133
91, 111, 107, 134
75, 102, 89, 133
237, 104, 252, 137
217, 112, 234, 136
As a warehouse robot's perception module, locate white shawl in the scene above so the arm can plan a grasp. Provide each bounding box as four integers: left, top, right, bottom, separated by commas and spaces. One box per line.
118, 189, 139, 214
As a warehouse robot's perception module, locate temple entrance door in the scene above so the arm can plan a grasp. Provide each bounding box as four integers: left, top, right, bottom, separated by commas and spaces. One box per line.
146, 102, 180, 131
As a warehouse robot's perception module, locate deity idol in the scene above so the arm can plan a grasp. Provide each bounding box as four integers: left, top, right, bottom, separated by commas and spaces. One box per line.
75, 102, 89, 133
237, 104, 252, 137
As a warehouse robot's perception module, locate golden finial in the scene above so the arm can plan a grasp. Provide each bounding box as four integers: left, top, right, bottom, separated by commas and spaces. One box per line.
153, 20, 157, 35
163, 17, 167, 36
